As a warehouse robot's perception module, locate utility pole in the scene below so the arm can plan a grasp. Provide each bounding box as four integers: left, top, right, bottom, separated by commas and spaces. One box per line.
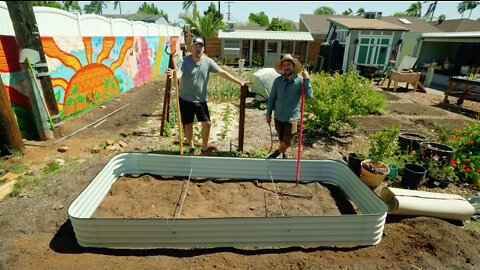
0, 76, 25, 155
225, 1, 233, 21
6, 1, 63, 139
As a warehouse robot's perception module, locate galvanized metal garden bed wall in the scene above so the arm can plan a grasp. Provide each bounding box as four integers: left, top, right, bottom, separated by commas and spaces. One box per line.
68, 153, 388, 248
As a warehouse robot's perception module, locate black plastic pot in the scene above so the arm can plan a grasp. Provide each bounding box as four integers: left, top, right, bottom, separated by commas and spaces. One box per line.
398, 133, 427, 152
348, 153, 363, 176
427, 177, 449, 188
420, 142, 455, 166
401, 163, 427, 189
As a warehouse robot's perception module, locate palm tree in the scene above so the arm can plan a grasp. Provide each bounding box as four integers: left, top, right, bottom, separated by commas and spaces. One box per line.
183, 1, 197, 13
465, 1, 480, 18
83, 1, 107, 15
458, 1, 469, 18
406, 1, 422, 17
113, 1, 122, 14
180, 10, 223, 38
356, 8, 365, 16
423, 1, 438, 21
342, 8, 353, 16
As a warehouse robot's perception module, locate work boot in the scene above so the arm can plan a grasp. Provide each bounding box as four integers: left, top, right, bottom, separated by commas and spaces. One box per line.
267, 150, 281, 159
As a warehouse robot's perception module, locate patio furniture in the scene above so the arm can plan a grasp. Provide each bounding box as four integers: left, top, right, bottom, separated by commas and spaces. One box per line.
443, 76, 480, 105
387, 70, 422, 92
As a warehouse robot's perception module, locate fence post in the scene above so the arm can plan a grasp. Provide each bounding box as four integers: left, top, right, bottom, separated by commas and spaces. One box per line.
109, 18, 114, 36
76, 12, 82, 36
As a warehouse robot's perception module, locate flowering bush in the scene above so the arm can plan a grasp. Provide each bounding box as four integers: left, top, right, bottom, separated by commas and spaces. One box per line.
445, 123, 480, 187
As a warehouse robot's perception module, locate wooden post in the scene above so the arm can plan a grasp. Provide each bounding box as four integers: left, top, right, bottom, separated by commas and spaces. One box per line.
237, 85, 248, 152
0, 76, 25, 155
6, 1, 62, 138
159, 56, 173, 137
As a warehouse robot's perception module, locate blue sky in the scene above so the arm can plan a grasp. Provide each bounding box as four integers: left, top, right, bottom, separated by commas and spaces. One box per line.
82, 1, 480, 23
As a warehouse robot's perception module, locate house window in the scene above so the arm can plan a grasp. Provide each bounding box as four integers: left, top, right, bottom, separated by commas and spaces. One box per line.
267, 42, 278, 53
224, 40, 241, 49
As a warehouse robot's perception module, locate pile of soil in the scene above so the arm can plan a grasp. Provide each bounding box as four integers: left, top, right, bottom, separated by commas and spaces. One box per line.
93, 174, 352, 219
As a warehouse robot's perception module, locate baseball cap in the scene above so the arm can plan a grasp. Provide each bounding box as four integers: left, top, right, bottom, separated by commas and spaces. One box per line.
192, 37, 204, 45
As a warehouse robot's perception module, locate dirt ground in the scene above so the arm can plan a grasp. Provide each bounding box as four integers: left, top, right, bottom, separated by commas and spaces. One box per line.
1, 76, 480, 270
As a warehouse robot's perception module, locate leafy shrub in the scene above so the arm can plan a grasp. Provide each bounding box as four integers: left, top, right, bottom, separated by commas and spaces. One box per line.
367, 126, 400, 164
445, 123, 480, 187
304, 68, 386, 135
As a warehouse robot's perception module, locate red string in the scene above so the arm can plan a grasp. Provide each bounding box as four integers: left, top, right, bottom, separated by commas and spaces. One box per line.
296, 80, 305, 184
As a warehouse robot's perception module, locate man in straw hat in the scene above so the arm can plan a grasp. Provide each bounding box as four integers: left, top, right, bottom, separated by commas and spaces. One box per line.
266, 54, 313, 159
167, 37, 247, 155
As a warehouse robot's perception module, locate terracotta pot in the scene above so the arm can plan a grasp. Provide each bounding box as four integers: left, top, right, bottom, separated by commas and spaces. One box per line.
360, 159, 390, 188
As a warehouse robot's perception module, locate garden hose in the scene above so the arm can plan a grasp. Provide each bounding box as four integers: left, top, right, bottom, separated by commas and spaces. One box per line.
267, 120, 273, 155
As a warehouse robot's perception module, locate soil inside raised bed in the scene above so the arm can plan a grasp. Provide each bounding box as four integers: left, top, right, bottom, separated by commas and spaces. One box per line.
92, 174, 360, 219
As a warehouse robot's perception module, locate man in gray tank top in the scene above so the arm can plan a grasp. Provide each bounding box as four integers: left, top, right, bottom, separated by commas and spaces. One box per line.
167, 37, 247, 155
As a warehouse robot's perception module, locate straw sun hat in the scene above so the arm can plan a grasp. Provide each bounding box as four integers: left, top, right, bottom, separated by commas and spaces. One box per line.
274, 54, 303, 75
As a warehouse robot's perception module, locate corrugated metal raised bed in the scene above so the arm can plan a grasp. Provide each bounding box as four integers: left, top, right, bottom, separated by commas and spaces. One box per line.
68, 153, 387, 248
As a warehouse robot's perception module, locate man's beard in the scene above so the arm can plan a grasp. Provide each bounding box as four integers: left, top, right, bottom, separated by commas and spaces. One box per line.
283, 69, 293, 76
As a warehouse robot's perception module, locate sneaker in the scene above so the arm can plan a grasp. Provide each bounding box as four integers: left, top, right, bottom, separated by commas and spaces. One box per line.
282, 153, 288, 159
201, 147, 216, 156
184, 147, 195, 156
267, 150, 281, 159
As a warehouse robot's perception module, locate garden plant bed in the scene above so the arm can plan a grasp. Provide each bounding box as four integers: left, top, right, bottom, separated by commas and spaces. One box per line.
69, 153, 387, 248
93, 174, 357, 219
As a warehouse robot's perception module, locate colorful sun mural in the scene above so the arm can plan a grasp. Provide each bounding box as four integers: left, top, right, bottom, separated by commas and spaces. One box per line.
43, 36, 176, 118
1, 34, 179, 139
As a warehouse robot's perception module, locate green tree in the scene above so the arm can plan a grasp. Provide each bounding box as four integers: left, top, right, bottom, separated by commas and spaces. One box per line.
113, 1, 122, 14
438, 14, 446, 21
342, 8, 353, 15
393, 12, 411, 17
458, 1, 467, 17
83, 1, 107, 14
248, 11, 269, 26
423, 1, 438, 21
314, 6, 336, 15
406, 1, 422, 17
204, 2, 224, 24
180, 10, 224, 38
266, 17, 292, 31
461, 1, 480, 18
182, 1, 197, 13
32, 1, 81, 14
31, 1, 63, 9
63, 1, 81, 13
138, 2, 159, 14
356, 8, 365, 16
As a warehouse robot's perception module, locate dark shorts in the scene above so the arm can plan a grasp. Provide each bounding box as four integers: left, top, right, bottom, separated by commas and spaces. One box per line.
179, 97, 210, 125
274, 119, 298, 147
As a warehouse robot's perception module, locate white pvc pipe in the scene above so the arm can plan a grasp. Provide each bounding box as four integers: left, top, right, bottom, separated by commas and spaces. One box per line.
380, 187, 475, 221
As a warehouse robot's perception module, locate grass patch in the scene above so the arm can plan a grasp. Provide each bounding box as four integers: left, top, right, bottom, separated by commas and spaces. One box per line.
465, 220, 480, 232
43, 162, 61, 174
10, 163, 28, 174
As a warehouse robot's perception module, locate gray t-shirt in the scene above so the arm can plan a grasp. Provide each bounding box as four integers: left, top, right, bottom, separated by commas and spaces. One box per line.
177, 55, 221, 103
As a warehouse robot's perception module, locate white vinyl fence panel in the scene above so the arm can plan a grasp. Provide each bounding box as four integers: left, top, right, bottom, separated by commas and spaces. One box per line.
0, 1, 182, 37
